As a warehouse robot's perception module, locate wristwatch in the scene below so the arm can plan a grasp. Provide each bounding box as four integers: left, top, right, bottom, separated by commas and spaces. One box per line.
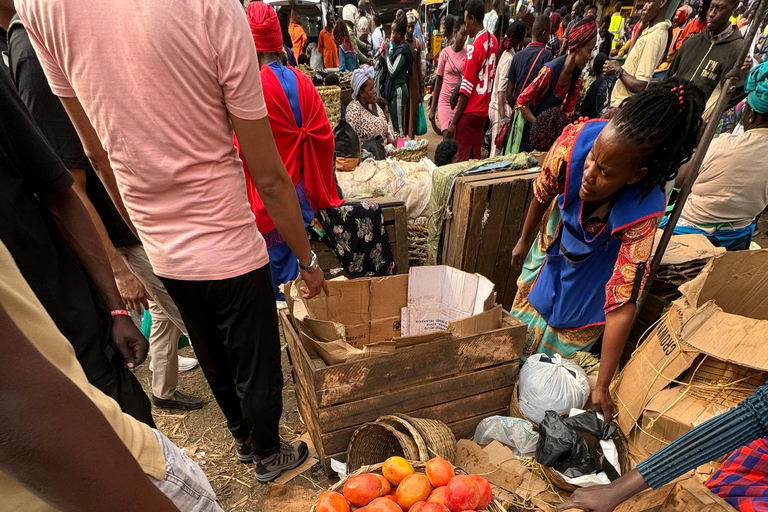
617, 67, 625, 79
299, 251, 319, 273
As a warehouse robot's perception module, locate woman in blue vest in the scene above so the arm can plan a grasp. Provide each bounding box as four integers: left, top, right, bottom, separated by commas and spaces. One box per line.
510, 78, 705, 420
515, 16, 597, 152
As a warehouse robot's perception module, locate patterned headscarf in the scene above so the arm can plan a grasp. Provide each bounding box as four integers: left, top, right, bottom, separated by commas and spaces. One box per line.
746, 61, 768, 114
351, 65, 375, 99
246, 1, 283, 54
567, 15, 597, 51
550, 12, 562, 34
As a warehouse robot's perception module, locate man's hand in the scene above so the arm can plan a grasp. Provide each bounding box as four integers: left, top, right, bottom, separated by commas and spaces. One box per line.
592, 385, 617, 422
115, 270, 152, 313
444, 123, 456, 140
111, 315, 149, 369
603, 60, 622, 76
557, 469, 650, 512
742, 56, 754, 74
300, 267, 330, 299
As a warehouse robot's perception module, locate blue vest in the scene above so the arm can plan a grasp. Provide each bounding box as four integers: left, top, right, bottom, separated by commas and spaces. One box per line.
527, 120, 666, 330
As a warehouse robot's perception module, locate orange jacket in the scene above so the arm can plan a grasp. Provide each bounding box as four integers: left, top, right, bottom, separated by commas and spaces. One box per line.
318, 28, 339, 67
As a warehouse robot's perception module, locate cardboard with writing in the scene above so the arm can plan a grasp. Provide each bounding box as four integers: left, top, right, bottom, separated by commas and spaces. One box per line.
402, 266, 495, 336
613, 250, 768, 459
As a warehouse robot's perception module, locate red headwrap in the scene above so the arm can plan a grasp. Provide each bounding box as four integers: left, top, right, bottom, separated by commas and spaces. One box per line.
568, 15, 597, 51
246, 1, 283, 53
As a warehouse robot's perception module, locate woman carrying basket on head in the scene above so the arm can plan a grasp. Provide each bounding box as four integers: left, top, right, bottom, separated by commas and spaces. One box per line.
510, 78, 705, 421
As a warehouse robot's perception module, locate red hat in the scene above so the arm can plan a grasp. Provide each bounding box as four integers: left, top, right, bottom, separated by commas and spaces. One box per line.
246, 1, 283, 54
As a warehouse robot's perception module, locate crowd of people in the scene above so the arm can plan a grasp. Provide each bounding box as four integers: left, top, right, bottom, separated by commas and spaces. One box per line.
1, 0, 768, 510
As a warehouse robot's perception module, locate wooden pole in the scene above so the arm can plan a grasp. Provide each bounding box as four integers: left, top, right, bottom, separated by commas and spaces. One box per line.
635, 0, 768, 315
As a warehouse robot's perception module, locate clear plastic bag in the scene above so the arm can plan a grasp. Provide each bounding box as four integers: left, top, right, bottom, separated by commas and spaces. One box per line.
518, 353, 591, 424
473, 416, 540, 458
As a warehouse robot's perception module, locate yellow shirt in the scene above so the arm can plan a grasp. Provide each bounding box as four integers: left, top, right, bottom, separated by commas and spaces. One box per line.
0, 242, 165, 512
611, 20, 672, 107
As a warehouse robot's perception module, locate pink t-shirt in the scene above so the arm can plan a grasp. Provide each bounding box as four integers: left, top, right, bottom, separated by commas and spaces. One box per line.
17, 0, 270, 280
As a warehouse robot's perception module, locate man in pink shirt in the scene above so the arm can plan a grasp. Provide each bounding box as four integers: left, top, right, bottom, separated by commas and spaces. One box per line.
14, 0, 327, 483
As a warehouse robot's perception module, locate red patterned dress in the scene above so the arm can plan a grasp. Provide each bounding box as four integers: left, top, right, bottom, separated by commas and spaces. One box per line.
511, 121, 660, 356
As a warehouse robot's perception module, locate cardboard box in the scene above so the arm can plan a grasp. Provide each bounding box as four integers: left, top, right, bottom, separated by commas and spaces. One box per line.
613, 250, 768, 458
286, 266, 498, 365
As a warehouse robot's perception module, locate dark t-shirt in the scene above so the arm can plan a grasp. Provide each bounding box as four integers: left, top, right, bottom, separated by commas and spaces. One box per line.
506, 42, 554, 101
0, 69, 113, 385
7, 19, 140, 248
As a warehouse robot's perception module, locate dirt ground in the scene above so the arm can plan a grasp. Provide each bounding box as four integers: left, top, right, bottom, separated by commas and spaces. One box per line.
134, 334, 330, 512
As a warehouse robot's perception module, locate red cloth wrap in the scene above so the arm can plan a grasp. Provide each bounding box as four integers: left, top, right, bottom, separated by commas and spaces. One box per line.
235, 65, 343, 235
246, 1, 283, 53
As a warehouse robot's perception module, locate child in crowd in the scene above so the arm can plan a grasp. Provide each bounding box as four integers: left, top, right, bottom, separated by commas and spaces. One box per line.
434, 139, 460, 166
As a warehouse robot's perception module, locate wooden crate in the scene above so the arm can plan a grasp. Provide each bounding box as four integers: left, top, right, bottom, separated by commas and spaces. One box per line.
615, 478, 737, 512
280, 309, 527, 475
441, 170, 538, 310
311, 197, 409, 277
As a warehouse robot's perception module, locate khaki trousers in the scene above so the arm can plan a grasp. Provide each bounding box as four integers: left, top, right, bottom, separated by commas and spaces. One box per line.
117, 244, 187, 399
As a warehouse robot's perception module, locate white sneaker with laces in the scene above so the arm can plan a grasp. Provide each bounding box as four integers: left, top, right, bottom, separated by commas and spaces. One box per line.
149, 356, 199, 372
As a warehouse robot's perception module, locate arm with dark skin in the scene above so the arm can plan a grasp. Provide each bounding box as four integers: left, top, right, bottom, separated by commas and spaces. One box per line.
430, 74, 443, 122
604, 59, 652, 94
230, 114, 329, 298
511, 196, 551, 267
592, 303, 636, 420
557, 468, 650, 512
70, 168, 151, 313
43, 185, 148, 368
0, 303, 180, 512
445, 94, 468, 139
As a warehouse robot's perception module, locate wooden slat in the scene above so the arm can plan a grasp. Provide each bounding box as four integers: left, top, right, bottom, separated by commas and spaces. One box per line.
446, 181, 471, 268
664, 478, 738, 512
502, 180, 536, 309
368, 196, 406, 210
447, 407, 510, 441
280, 311, 319, 399
461, 184, 490, 273
493, 178, 533, 305
316, 362, 520, 431
319, 386, 515, 456
475, 180, 513, 280
392, 205, 409, 273
312, 322, 527, 407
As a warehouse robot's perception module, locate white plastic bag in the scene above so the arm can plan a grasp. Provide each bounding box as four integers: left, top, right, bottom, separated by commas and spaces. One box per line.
473, 416, 540, 458
518, 353, 591, 424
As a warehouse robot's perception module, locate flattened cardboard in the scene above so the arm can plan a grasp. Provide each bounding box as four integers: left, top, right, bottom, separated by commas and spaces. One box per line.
652, 232, 725, 266
636, 386, 726, 455
612, 305, 699, 434
402, 266, 495, 336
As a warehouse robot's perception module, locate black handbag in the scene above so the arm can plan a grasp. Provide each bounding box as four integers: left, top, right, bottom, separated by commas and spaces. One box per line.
361, 135, 387, 160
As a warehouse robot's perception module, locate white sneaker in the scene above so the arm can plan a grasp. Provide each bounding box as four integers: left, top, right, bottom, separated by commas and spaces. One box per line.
178, 356, 198, 372
149, 356, 199, 372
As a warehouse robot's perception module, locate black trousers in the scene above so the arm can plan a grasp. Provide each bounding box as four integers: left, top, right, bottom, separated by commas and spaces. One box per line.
160, 265, 283, 457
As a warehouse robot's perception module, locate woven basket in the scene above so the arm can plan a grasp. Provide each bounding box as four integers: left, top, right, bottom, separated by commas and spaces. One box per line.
316, 85, 341, 127
390, 141, 429, 162
298, 64, 316, 80
509, 381, 538, 427
339, 71, 353, 105
397, 413, 458, 463
347, 422, 421, 473
309, 461, 506, 512
377, 415, 429, 462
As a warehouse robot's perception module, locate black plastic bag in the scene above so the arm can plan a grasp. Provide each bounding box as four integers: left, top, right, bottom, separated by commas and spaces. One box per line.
536, 410, 620, 481
334, 119, 360, 171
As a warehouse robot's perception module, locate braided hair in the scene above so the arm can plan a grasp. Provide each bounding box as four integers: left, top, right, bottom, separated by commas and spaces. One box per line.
530, 108, 569, 152
611, 77, 705, 198
392, 13, 408, 40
